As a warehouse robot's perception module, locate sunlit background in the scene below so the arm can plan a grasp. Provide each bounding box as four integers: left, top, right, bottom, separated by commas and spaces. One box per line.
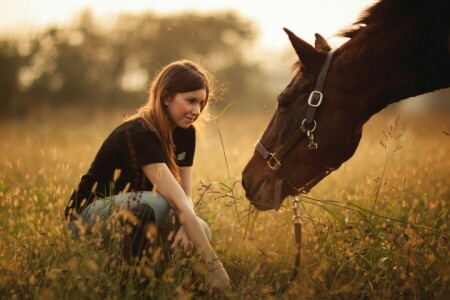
0, 0, 376, 49
1, 0, 448, 116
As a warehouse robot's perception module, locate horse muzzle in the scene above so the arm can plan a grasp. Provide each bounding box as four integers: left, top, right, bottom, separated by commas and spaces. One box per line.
243, 176, 284, 211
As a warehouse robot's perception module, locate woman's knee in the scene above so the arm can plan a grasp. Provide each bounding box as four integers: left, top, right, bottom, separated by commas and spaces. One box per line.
135, 203, 156, 225
134, 191, 171, 227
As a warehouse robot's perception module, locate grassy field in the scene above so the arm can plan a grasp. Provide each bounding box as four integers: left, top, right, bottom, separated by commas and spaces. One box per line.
0, 105, 448, 299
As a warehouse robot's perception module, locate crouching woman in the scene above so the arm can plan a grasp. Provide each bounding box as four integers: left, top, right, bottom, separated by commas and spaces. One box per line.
64, 60, 230, 290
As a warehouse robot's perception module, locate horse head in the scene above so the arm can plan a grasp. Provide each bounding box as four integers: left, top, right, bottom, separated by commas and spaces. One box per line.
242, 29, 369, 211
242, 0, 450, 211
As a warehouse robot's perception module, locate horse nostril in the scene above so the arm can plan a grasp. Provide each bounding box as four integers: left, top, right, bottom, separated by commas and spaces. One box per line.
241, 177, 246, 190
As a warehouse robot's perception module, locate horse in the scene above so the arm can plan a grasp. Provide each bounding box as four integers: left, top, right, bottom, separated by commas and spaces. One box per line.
242, 0, 450, 211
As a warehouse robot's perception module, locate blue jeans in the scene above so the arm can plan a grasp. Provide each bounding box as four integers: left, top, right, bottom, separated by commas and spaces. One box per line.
67, 191, 171, 237
67, 191, 210, 257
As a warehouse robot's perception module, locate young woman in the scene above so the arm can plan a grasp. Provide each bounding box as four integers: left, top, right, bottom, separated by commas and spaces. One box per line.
64, 60, 230, 290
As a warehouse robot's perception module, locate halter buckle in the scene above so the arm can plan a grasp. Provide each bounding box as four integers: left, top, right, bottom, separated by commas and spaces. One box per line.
267, 153, 281, 171
307, 91, 323, 107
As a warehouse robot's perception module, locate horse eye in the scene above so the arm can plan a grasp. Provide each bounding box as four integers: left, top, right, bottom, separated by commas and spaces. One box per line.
277, 103, 289, 113
277, 91, 292, 113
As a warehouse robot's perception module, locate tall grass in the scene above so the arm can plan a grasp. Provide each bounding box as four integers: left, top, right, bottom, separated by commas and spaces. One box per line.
0, 106, 448, 299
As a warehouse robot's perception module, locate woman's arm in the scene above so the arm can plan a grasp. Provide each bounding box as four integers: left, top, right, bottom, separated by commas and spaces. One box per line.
173, 166, 195, 253
141, 163, 229, 289
142, 163, 207, 252
175, 167, 212, 253
179, 166, 193, 208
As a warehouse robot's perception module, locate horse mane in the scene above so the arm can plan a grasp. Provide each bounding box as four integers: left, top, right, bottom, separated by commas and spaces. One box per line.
293, 0, 426, 70
339, 0, 444, 38
290, 61, 302, 73
336, 0, 449, 114
290, 0, 448, 102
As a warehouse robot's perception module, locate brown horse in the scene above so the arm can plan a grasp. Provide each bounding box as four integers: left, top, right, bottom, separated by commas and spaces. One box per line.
242, 0, 450, 211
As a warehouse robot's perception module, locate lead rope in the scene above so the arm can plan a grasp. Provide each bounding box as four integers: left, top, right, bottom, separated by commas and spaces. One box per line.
290, 196, 303, 280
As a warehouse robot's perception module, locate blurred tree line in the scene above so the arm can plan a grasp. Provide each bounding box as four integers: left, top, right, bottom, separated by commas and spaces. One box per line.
0, 10, 271, 116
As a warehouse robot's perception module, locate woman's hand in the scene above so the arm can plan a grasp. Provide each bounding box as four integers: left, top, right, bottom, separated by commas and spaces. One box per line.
208, 264, 231, 291
170, 226, 193, 255
171, 227, 230, 291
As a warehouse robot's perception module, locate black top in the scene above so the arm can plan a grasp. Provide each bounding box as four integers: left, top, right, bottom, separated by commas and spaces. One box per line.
65, 118, 195, 216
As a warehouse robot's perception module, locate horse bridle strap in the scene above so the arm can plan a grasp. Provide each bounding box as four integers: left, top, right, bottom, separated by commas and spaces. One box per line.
255, 49, 336, 175
255, 128, 306, 171
304, 50, 335, 126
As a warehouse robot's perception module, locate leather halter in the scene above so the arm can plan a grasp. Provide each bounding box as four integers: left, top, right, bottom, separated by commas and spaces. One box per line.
255, 50, 340, 210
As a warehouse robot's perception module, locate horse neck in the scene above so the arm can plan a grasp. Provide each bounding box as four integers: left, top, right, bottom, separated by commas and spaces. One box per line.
336, 12, 450, 115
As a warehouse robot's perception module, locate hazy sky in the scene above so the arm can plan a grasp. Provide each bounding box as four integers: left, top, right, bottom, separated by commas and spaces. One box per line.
0, 0, 377, 50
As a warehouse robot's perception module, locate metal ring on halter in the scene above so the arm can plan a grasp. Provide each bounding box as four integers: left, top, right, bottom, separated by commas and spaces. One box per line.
301, 119, 317, 133
292, 197, 301, 204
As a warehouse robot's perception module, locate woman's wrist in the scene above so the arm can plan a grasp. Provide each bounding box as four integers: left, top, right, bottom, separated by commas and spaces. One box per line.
205, 257, 224, 272
207, 263, 224, 272
206, 257, 220, 264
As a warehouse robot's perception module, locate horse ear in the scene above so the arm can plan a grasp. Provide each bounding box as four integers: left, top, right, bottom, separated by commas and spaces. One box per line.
283, 28, 320, 69
314, 33, 331, 52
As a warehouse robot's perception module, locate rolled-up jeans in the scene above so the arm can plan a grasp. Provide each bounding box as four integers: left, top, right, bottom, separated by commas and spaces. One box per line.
67, 191, 211, 254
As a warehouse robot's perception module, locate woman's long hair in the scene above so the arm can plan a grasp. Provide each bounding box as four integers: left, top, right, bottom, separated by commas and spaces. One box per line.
126, 60, 212, 182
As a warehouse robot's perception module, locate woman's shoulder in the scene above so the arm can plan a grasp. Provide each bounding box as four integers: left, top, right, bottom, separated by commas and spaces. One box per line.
110, 118, 161, 143
116, 118, 154, 134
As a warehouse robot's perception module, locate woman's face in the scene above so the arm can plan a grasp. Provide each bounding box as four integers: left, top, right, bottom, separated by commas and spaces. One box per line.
166, 89, 207, 129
